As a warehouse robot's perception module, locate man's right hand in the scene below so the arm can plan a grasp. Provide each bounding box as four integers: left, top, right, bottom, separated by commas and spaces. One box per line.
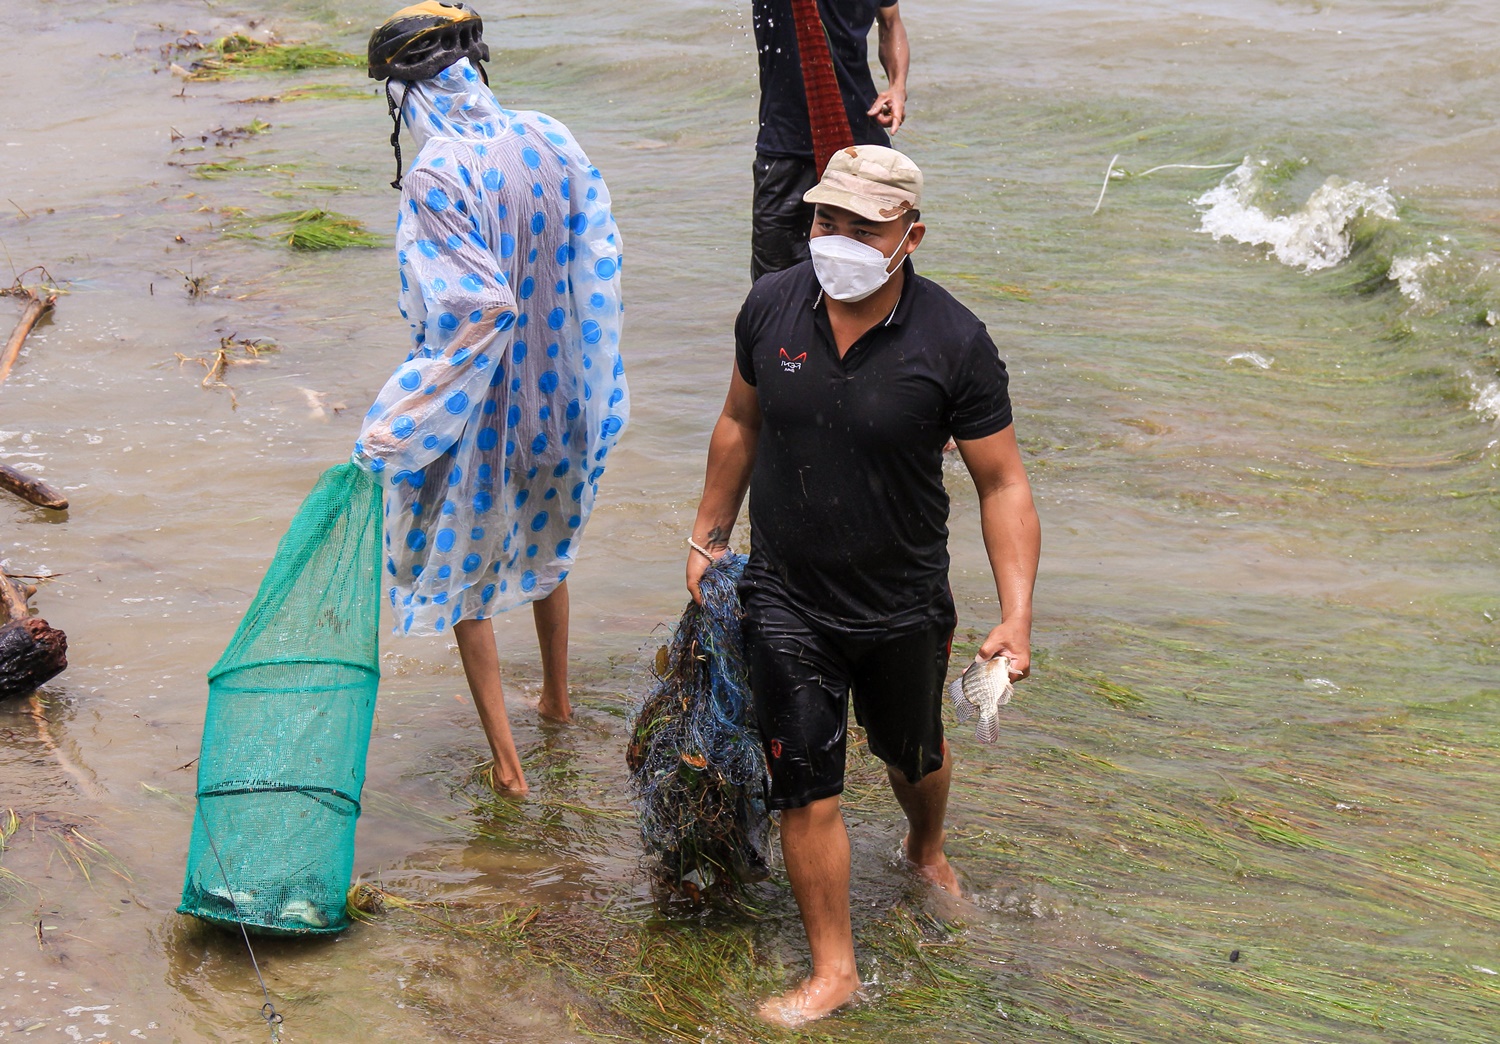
686, 539, 729, 605
868, 88, 907, 133
687, 548, 712, 606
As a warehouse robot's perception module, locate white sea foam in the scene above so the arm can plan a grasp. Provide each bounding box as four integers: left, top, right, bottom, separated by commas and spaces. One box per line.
1227, 351, 1273, 369
1195, 160, 1397, 272
1467, 374, 1500, 421
1387, 251, 1447, 303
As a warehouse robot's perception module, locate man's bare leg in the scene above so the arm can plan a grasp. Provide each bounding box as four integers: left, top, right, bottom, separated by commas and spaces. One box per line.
454, 617, 528, 794
888, 740, 960, 896
758, 795, 862, 1026
532, 580, 571, 722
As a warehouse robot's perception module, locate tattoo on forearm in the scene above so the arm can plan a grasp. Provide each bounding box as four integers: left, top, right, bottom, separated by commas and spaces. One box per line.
705, 524, 731, 549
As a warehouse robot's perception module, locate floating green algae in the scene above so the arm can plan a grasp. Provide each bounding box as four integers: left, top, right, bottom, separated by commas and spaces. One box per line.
187, 34, 362, 80
275, 210, 381, 251
190, 159, 296, 179
224, 209, 381, 251
338, 616, 1500, 1044
236, 83, 375, 103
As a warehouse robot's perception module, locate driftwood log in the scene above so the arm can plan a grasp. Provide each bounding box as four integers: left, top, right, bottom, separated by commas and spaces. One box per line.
0, 461, 67, 510
0, 285, 68, 510
0, 567, 66, 698
0, 288, 55, 387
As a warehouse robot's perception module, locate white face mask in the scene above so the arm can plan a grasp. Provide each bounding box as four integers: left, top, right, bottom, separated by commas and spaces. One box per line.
808, 224, 914, 302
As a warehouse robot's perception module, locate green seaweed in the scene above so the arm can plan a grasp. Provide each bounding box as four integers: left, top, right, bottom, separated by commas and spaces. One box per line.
189, 159, 296, 179
237, 83, 375, 103
224, 209, 381, 250
276, 210, 380, 250
188, 34, 362, 80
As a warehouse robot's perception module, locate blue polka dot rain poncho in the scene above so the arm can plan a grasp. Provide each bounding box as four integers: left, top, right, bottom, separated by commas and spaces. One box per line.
355, 59, 628, 636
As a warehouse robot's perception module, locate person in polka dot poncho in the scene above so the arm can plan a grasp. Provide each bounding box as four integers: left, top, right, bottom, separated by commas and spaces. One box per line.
355, 52, 628, 791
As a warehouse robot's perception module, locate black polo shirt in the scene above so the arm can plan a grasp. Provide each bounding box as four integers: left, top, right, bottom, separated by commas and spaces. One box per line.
734, 258, 1013, 636
753, 0, 897, 160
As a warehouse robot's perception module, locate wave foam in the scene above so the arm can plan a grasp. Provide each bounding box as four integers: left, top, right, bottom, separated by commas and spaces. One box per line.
1195, 160, 1397, 272
1227, 351, 1273, 369
1387, 251, 1448, 303
1468, 375, 1500, 421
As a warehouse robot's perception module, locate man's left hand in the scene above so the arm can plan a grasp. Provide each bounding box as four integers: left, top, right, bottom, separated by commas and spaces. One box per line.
977, 619, 1031, 681
868, 89, 906, 133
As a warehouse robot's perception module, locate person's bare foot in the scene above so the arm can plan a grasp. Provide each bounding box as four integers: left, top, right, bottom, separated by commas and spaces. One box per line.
756, 972, 862, 1027
902, 835, 961, 897
537, 688, 572, 724
478, 759, 529, 796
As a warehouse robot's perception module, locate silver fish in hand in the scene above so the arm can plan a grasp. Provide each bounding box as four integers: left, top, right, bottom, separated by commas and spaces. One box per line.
948, 655, 1015, 744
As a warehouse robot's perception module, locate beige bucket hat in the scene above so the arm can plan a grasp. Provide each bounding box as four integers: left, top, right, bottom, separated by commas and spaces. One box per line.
803, 145, 923, 223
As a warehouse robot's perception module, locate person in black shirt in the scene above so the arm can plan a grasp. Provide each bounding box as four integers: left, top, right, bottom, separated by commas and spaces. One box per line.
687, 146, 1040, 1025
751, 0, 909, 281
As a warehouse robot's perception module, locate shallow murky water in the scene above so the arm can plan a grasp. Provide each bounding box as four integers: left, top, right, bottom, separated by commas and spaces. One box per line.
2, 0, 1498, 1041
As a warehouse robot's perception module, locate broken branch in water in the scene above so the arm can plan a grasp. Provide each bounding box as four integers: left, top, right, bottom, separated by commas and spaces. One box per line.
0, 566, 67, 700
0, 462, 68, 511
0, 287, 56, 388
175, 334, 279, 408
0, 569, 34, 624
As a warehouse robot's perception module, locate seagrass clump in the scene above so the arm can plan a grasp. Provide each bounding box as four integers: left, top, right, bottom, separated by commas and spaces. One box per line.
626, 554, 770, 900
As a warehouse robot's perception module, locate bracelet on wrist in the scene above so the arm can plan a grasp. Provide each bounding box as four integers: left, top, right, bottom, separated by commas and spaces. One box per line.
687, 536, 721, 563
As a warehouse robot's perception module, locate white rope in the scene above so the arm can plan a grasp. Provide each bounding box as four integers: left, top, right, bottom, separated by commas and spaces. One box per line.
1134, 161, 1240, 177
1091, 158, 1240, 214
1091, 154, 1119, 216
687, 537, 722, 563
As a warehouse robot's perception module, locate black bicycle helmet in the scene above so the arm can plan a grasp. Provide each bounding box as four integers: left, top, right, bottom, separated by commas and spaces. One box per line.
367, 1, 489, 83
370, 2, 490, 190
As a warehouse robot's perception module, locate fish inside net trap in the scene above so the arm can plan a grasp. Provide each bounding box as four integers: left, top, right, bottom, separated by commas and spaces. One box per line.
626, 554, 771, 900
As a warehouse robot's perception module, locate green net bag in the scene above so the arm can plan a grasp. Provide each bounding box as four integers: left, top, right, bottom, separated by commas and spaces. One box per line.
179, 462, 382, 936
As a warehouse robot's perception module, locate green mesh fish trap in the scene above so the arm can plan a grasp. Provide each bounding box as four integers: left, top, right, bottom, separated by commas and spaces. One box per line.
179, 462, 382, 936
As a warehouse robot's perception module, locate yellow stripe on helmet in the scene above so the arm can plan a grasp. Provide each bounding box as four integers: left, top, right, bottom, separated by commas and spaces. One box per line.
387, 1, 477, 23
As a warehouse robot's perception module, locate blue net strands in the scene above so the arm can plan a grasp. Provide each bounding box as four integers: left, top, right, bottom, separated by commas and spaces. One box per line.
626, 554, 771, 900
179, 463, 383, 937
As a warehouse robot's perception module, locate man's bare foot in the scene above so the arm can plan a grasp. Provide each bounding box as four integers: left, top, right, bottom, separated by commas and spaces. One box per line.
478, 760, 529, 796
537, 689, 572, 724
902, 835, 961, 897
756, 972, 862, 1027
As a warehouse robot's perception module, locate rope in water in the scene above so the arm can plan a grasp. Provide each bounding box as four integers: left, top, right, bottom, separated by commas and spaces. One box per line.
1093, 156, 1242, 215
193, 803, 285, 1042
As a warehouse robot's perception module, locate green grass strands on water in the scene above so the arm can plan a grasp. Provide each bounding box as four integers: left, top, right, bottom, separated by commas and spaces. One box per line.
275, 210, 381, 250
235, 83, 375, 104
224, 209, 381, 250
188, 34, 362, 80
188, 159, 295, 179
340, 618, 1500, 1042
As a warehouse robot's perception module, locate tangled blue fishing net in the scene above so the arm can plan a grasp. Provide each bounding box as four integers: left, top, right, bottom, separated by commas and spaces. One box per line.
627, 554, 771, 899
178, 463, 382, 936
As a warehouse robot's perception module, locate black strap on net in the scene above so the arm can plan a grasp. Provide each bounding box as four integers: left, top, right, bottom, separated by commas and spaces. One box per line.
194, 802, 285, 1042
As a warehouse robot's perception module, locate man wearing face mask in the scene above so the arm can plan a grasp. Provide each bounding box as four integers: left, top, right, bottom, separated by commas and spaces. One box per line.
686, 145, 1040, 1025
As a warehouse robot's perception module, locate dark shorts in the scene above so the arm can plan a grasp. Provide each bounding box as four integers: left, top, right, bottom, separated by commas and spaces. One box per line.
743, 594, 952, 810
750, 154, 819, 282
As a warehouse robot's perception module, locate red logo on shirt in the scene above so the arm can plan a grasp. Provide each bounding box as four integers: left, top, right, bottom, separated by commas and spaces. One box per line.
779, 348, 807, 373
770, 739, 784, 759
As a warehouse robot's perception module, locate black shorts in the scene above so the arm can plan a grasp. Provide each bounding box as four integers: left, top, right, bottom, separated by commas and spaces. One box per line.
743, 594, 952, 810
750, 154, 818, 282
